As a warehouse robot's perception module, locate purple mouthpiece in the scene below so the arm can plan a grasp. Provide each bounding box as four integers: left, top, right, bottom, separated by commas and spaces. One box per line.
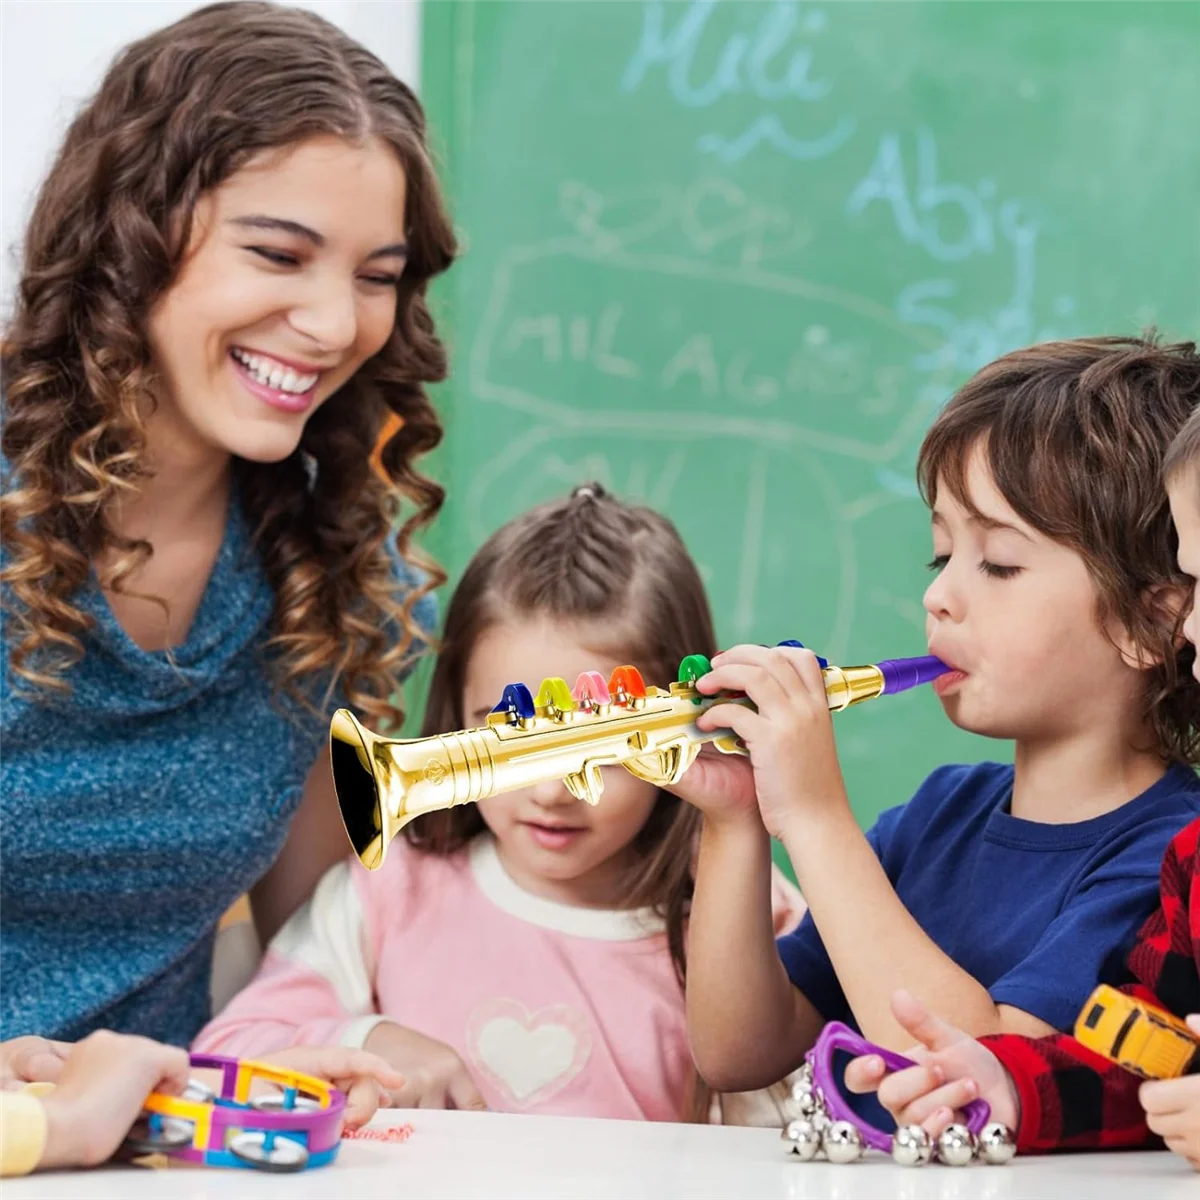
877, 655, 950, 695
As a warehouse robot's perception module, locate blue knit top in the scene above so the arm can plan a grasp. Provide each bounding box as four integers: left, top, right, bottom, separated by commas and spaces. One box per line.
0, 493, 435, 1045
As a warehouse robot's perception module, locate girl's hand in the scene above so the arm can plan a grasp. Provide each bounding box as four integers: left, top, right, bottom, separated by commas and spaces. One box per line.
363, 1023, 486, 1110
843, 989, 1020, 1138
38, 1031, 189, 1170
0, 1036, 71, 1089
691, 644, 849, 839
259, 1046, 406, 1130
1140, 1015, 1200, 1170
663, 743, 761, 829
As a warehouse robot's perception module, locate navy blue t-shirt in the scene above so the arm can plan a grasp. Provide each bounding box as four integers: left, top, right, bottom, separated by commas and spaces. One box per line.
778, 761, 1200, 1033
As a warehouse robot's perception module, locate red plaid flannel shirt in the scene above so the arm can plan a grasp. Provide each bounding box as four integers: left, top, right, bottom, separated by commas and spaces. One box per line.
980, 818, 1200, 1152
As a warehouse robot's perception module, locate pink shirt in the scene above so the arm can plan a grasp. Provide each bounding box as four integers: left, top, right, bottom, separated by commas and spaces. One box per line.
196, 835, 805, 1122
197, 837, 690, 1119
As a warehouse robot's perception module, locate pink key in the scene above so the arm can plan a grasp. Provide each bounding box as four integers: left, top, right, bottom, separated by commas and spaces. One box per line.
571, 671, 611, 708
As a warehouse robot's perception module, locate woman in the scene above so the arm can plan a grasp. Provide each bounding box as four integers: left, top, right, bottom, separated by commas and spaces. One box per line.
0, 1, 455, 1046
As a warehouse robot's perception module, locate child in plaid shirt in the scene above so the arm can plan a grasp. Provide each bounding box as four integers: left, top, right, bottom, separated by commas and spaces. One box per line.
848, 397, 1200, 1172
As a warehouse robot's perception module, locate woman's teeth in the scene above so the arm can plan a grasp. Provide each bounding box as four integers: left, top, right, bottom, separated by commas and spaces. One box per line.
231, 348, 318, 394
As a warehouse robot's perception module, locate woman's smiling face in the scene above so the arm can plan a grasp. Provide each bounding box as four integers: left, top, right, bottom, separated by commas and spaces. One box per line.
146, 134, 409, 463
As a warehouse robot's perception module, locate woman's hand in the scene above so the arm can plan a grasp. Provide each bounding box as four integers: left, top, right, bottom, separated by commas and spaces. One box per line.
260, 1045, 406, 1129
37, 1031, 189, 1170
363, 1023, 486, 1110
0, 1036, 71, 1089
843, 989, 1020, 1138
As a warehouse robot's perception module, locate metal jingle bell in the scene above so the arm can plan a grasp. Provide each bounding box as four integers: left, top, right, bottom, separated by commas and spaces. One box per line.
977, 1121, 1017, 1165
781, 1119, 823, 1161
891, 1123, 934, 1167
936, 1123, 977, 1167
821, 1120, 865, 1164
790, 1086, 823, 1122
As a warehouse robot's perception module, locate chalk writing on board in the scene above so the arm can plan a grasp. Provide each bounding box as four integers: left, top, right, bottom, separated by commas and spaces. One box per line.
464, 1, 1090, 646
848, 129, 1000, 265
465, 171, 952, 652
844, 126, 1078, 494
621, 0, 856, 163
462, 423, 859, 648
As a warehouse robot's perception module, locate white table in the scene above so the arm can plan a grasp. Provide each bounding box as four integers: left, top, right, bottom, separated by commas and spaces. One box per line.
6, 1109, 1193, 1199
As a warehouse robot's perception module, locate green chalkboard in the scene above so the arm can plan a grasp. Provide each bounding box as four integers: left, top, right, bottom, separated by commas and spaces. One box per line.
412, 0, 1200, 830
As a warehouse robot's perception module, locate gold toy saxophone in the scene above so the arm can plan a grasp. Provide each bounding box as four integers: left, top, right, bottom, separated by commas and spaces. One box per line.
330, 650, 949, 869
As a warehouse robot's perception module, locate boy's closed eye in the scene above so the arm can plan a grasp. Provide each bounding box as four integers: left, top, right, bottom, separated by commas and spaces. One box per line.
925, 553, 1022, 580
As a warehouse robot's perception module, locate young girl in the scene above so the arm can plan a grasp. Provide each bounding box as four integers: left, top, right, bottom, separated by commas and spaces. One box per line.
1, 1, 455, 1046
194, 484, 804, 1121
675, 337, 1200, 1095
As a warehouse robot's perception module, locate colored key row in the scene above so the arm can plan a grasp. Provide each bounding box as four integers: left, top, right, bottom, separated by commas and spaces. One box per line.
488, 641, 824, 724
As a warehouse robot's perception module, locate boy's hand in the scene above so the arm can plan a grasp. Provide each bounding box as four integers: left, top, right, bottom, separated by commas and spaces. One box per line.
1, 1036, 71, 1089
38, 1031, 189, 1170
690, 644, 849, 839
260, 1046, 406, 1130
1140, 1014, 1200, 1170
363, 1023, 486, 1110
843, 990, 1020, 1137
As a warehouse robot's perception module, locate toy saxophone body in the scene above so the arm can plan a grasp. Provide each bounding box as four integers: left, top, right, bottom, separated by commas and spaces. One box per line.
330, 649, 949, 869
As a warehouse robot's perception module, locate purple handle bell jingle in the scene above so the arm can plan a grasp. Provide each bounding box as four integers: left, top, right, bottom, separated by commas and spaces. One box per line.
781, 1022, 1016, 1167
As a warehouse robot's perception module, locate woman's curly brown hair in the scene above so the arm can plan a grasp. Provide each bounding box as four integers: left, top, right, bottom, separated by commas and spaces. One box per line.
918, 334, 1200, 764
0, 1, 456, 728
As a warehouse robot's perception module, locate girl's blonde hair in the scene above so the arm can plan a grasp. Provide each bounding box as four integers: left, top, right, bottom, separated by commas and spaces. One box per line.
1, 1, 455, 727
405, 483, 719, 991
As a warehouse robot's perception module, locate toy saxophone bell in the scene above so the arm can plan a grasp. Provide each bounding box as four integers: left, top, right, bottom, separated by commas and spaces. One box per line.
330, 648, 949, 869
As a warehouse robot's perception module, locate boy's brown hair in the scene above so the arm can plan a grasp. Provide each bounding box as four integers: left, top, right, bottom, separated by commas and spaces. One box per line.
917, 335, 1200, 764
1164, 401, 1200, 491
404, 483, 718, 988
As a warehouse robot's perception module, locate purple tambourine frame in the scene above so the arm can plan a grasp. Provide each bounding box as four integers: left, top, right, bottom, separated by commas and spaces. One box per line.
806, 1022, 991, 1153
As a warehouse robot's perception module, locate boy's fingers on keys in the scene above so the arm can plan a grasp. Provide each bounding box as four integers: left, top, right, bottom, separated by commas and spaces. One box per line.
892, 1078, 978, 1127
843, 1055, 885, 1094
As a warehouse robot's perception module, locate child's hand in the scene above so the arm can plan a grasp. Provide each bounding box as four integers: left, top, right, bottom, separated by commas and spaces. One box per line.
38, 1030, 189, 1170
663, 743, 761, 829
259, 1046, 406, 1130
363, 1022, 486, 1110
1140, 1014, 1200, 1170
1, 1035, 71, 1089
691, 644, 848, 839
843, 990, 1020, 1137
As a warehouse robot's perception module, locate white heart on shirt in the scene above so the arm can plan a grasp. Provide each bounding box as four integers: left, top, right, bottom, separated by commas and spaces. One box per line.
466, 999, 592, 1108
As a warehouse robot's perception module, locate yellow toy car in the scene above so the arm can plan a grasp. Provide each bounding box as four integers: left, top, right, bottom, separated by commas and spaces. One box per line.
1074, 985, 1200, 1080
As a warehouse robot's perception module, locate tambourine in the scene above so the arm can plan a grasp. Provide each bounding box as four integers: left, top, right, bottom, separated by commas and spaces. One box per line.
782, 1022, 1015, 1167
120, 1053, 345, 1172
